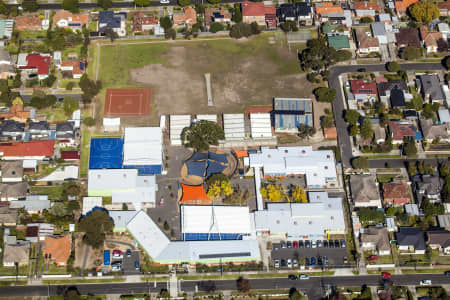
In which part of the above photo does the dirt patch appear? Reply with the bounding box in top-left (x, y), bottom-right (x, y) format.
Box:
top-left (73, 233), bottom-right (102, 270)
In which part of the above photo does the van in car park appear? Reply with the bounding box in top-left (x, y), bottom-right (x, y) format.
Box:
top-left (274, 260), bottom-right (280, 268)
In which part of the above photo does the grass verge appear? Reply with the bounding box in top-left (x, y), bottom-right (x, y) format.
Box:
top-left (43, 278), bottom-right (125, 284)
top-left (401, 268), bottom-right (450, 274)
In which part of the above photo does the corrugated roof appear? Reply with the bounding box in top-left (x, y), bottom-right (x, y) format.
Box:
top-left (250, 113), bottom-right (272, 139)
top-left (123, 127), bottom-right (162, 167)
top-left (223, 114), bottom-right (245, 141)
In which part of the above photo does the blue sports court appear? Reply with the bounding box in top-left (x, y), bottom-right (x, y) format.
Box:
top-left (89, 138), bottom-right (124, 169)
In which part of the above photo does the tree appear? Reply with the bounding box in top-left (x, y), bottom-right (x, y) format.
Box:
top-left (207, 180), bottom-right (233, 198)
top-left (423, 198), bottom-right (444, 216)
top-left (445, 56), bottom-right (450, 70)
top-left (260, 184), bottom-right (286, 202)
top-left (79, 74), bottom-right (101, 104)
top-left (350, 124), bottom-right (359, 136)
top-left (134, 0), bottom-right (150, 6)
top-left (298, 124), bottom-right (316, 139)
top-left (300, 36), bottom-right (337, 71)
top-left (51, 202), bottom-right (69, 217)
top-left (160, 16), bottom-right (173, 31)
top-left (209, 22), bottom-right (224, 33)
top-left (250, 22), bottom-right (260, 35)
top-left (335, 50), bottom-right (352, 62)
top-left (78, 210), bottom-right (114, 248)
top-left (43, 74), bottom-right (57, 87)
top-left (0, 0), bottom-right (9, 15)
top-left (230, 23), bottom-right (253, 39)
top-left (291, 186), bottom-right (307, 203)
top-left (165, 28), bottom-right (176, 40)
top-left (181, 120), bottom-right (225, 151)
top-left (13, 71), bottom-right (21, 88)
top-left (360, 117), bottom-right (373, 139)
top-left (410, 1), bottom-right (439, 23)
top-left (104, 28), bottom-right (118, 42)
top-left (387, 61), bottom-right (400, 72)
top-left (360, 17), bottom-right (374, 23)
top-left (400, 46), bottom-right (422, 60)
top-left (66, 82), bottom-right (74, 91)
top-left (178, 0), bottom-right (190, 6)
top-left (122, 203), bottom-right (128, 211)
top-left (22, 0), bottom-right (39, 12)
top-left (64, 288), bottom-right (81, 300)
top-left (408, 161), bottom-right (417, 177)
top-left (236, 277), bottom-right (251, 293)
top-left (403, 137), bottom-right (417, 157)
top-left (352, 156), bottom-right (369, 169)
top-left (232, 3), bottom-right (242, 23)
top-left (98, 0), bottom-right (113, 9)
top-left (280, 20), bottom-right (298, 32)
top-left (63, 97), bottom-right (79, 116)
top-left (321, 115), bottom-right (334, 128)
top-left (83, 117), bottom-right (96, 127)
top-left (313, 87), bottom-right (336, 103)
top-left (289, 289), bottom-right (303, 300)
top-left (62, 0), bottom-right (79, 13)
top-left (411, 93), bottom-right (423, 111)
top-left (345, 109), bottom-right (360, 125)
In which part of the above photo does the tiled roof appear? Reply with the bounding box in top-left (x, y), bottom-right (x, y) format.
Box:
top-left (427, 230), bottom-right (450, 248)
top-left (353, 1), bottom-right (380, 11)
top-left (350, 80), bottom-right (377, 94)
top-left (395, 0), bottom-right (419, 13)
top-left (388, 121), bottom-right (416, 141)
top-left (15, 15), bottom-right (42, 31)
top-left (355, 29), bottom-right (379, 49)
top-left (61, 150), bottom-right (80, 160)
top-left (20, 54), bottom-right (50, 76)
top-left (438, 2), bottom-right (450, 11)
top-left (173, 7), bottom-right (197, 25)
top-left (61, 60), bottom-right (86, 75)
top-left (0, 140), bottom-right (55, 157)
top-left (205, 7), bottom-right (231, 25)
top-left (395, 28), bottom-right (421, 48)
top-left (242, 1), bottom-right (266, 17)
top-left (314, 3), bottom-right (344, 16)
top-left (52, 10), bottom-right (89, 27)
top-left (383, 181), bottom-right (410, 202)
top-left (324, 127), bottom-right (337, 139)
top-left (43, 234), bottom-right (71, 264)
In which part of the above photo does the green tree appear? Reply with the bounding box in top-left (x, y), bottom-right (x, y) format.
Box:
top-left (209, 22), bottom-right (224, 33)
top-left (360, 16), bottom-right (374, 23)
top-left (401, 46), bottom-right (422, 60)
top-left (445, 56), bottom-right (450, 70)
top-left (160, 16), bottom-right (173, 30)
top-left (63, 96), bottom-right (79, 116)
top-left (352, 156), bottom-right (369, 169)
top-left (51, 202), bottom-right (69, 217)
top-left (387, 61), bottom-right (400, 72)
top-left (230, 23), bottom-right (255, 39)
top-left (403, 137), bottom-right (417, 157)
top-left (66, 82), bottom-right (74, 91)
top-left (104, 28), bottom-right (118, 42)
top-left (360, 117), bottom-right (373, 139)
top-left (181, 120), bottom-right (225, 151)
top-left (62, 0), bottom-right (79, 13)
top-left (345, 109), bottom-right (360, 125)
top-left (42, 74), bottom-right (57, 88)
top-left (280, 20), bottom-right (298, 32)
top-left (410, 1), bottom-right (439, 23)
top-left (13, 71), bottom-right (22, 88)
top-left (79, 74), bottom-right (101, 104)
top-left (298, 124), bottom-right (316, 139)
top-left (22, 0), bottom-right (39, 12)
top-left (64, 288), bottom-right (81, 300)
top-left (78, 210), bottom-right (114, 248)
top-left (335, 50), bottom-right (352, 62)
top-left (236, 277), bottom-right (251, 293)
top-left (98, 0), bottom-right (113, 9)
top-left (321, 115), bottom-right (334, 128)
top-left (423, 198), bottom-right (444, 216)
top-left (232, 3), bottom-right (242, 23)
top-left (300, 36), bottom-right (337, 71)
top-left (289, 289), bottom-right (303, 300)
top-left (411, 93), bottom-right (423, 111)
top-left (134, 0), bottom-right (150, 6)
top-left (358, 208), bottom-right (385, 225)
top-left (178, 0), bottom-right (190, 6)
top-left (408, 161), bottom-right (417, 177)
top-left (350, 124), bottom-right (359, 136)
top-left (313, 87), bottom-right (336, 102)
top-left (83, 117), bottom-right (96, 127)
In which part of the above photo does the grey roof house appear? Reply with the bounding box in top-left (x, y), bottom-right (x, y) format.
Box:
top-left (0, 206), bottom-right (18, 226)
top-left (28, 121), bottom-right (51, 139)
top-left (413, 174), bottom-right (443, 205)
top-left (360, 226), bottom-right (391, 255)
top-left (55, 121), bottom-right (74, 140)
top-left (427, 230), bottom-right (450, 254)
top-left (9, 198), bottom-right (51, 213)
top-left (0, 182), bottom-right (27, 201)
top-left (396, 227), bottom-right (426, 254)
top-left (2, 241), bottom-right (30, 267)
top-left (0, 120), bottom-right (25, 140)
top-left (0, 160), bottom-right (23, 182)
top-left (350, 174), bottom-right (382, 208)
top-left (418, 74), bottom-right (445, 103)
top-left (420, 119), bottom-right (449, 143)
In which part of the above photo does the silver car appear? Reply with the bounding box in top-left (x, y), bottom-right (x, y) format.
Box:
top-left (287, 258), bottom-right (292, 268)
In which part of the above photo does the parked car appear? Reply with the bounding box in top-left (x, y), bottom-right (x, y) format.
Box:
top-left (343, 257), bottom-right (348, 264)
top-left (112, 250), bottom-right (123, 259)
top-left (358, 68), bottom-right (366, 72)
top-left (299, 274), bottom-right (310, 280)
top-left (311, 257), bottom-right (316, 266)
top-left (323, 240), bottom-right (328, 248)
top-left (135, 261), bottom-right (140, 270)
top-left (420, 280), bottom-right (432, 286)
top-left (311, 240), bottom-right (317, 248)
top-left (317, 240), bottom-right (322, 248)
top-left (340, 240), bottom-right (346, 248)
top-left (324, 256), bottom-right (329, 266)
top-left (318, 256), bottom-right (323, 266)
top-left (287, 241), bottom-right (292, 248)
top-left (111, 262), bottom-right (122, 271)
top-left (287, 258), bottom-right (292, 268)
top-left (126, 249), bottom-right (132, 257)
top-left (382, 272), bottom-right (391, 278)
top-left (274, 245), bottom-right (279, 251)
top-left (281, 241), bottom-right (287, 248)
top-left (368, 255), bottom-right (379, 262)
top-left (293, 241), bottom-right (298, 248)
top-left (281, 259), bottom-right (286, 267)
top-left (288, 274), bottom-right (298, 280)
top-left (274, 260), bottom-right (280, 268)
top-left (305, 240), bottom-right (311, 248)
top-left (293, 258), bottom-right (298, 268)
top-left (160, 0), bottom-right (170, 3)
top-left (329, 240), bottom-right (334, 248)
top-left (305, 257), bottom-right (310, 266)
top-left (299, 240), bottom-right (304, 248)
top-left (334, 240), bottom-right (340, 248)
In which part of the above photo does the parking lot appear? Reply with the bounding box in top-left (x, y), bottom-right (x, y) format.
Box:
top-left (271, 241), bottom-right (350, 269)
top-left (110, 250), bottom-right (141, 275)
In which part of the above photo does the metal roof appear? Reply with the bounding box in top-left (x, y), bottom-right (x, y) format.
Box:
top-left (250, 113), bottom-right (272, 139)
top-left (123, 127), bottom-right (163, 167)
top-left (223, 114), bottom-right (245, 140)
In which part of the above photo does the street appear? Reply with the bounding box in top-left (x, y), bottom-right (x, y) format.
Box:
top-left (0, 274), bottom-right (449, 299)
top-left (328, 62), bottom-right (445, 168)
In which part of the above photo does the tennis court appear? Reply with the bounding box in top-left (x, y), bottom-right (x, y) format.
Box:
top-left (104, 88), bottom-right (152, 117)
top-left (89, 138), bottom-right (124, 169)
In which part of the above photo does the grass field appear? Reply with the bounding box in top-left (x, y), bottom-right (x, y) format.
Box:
top-left (29, 185), bottom-right (64, 200)
top-left (80, 128), bottom-right (91, 177)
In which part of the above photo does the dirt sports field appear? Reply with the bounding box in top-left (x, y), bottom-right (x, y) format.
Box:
top-left (97, 33), bottom-right (314, 124)
top-left (104, 88), bottom-right (152, 117)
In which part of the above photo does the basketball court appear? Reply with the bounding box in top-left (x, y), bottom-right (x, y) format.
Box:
top-left (89, 138), bottom-right (124, 169)
top-left (104, 88), bottom-right (152, 117)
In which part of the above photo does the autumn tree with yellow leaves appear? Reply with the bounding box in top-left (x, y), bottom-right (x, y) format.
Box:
top-left (206, 173), bottom-right (233, 199)
top-left (260, 184), bottom-right (287, 202)
top-left (290, 186), bottom-right (307, 203)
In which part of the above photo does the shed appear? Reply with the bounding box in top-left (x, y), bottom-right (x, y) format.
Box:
top-left (250, 113), bottom-right (272, 139)
top-left (170, 115), bottom-right (191, 145)
top-left (103, 118), bottom-right (120, 132)
top-left (223, 114), bottom-right (245, 141)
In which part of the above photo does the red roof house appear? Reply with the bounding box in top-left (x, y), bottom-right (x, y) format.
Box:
top-left (264, 6), bottom-right (277, 29)
top-left (383, 180), bottom-right (410, 207)
top-left (0, 140), bottom-right (55, 160)
top-left (61, 150), bottom-right (80, 160)
top-left (388, 121), bottom-right (417, 144)
top-left (350, 80), bottom-right (378, 95)
top-left (18, 54), bottom-right (51, 80)
top-left (242, 1), bottom-right (266, 26)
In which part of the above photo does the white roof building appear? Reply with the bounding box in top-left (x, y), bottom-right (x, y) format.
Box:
top-left (253, 192), bottom-right (345, 240)
top-left (123, 127), bottom-right (163, 167)
top-left (180, 205), bottom-right (255, 240)
top-left (23, 160), bottom-right (37, 169)
top-left (127, 210), bottom-right (261, 265)
top-left (170, 115), bottom-right (191, 145)
top-left (223, 114), bottom-right (245, 141)
top-left (250, 113), bottom-right (272, 139)
top-left (249, 146), bottom-right (337, 188)
top-left (37, 166), bottom-right (78, 182)
top-left (82, 197), bottom-right (102, 215)
top-left (196, 114), bottom-right (218, 123)
top-left (103, 118), bottom-right (120, 132)
top-left (438, 109), bottom-right (450, 123)
top-left (109, 210), bottom-right (139, 232)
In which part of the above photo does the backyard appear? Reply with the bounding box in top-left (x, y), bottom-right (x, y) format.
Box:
top-left (94, 33), bottom-right (312, 124)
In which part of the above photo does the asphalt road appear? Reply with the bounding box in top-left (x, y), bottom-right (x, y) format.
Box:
top-left (20, 93), bottom-right (82, 103)
top-left (369, 157), bottom-right (449, 169)
top-left (328, 62), bottom-right (445, 168)
top-left (1, 274), bottom-right (449, 299)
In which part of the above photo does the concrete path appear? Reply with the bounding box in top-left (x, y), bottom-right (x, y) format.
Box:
top-left (80, 245), bottom-right (90, 274)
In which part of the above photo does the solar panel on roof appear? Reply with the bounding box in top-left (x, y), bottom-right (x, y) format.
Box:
top-left (79, 62), bottom-right (85, 70)
top-left (199, 252), bottom-right (251, 259)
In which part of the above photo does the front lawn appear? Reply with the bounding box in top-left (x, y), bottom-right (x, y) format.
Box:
top-left (19, 30), bottom-right (47, 39)
top-left (29, 185), bottom-right (64, 201)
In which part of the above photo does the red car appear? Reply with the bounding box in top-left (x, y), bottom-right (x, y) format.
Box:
top-left (382, 272), bottom-right (391, 278)
top-left (293, 241), bottom-right (298, 248)
top-left (368, 255), bottom-right (379, 262)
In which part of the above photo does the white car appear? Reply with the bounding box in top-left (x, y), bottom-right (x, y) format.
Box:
top-left (274, 260), bottom-right (280, 268)
top-left (420, 280), bottom-right (432, 286)
top-left (299, 274), bottom-right (310, 280)
top-left (287, 258), bottom-right (292, 268)
top-left (160, 0), bottom-right (170, 3)
top-left (311, 240), bottom-right (317, 248)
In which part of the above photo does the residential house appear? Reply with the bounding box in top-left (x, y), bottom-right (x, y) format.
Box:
top-left (413, 174), bottom-right (443, 205)
top-left (396, 28), bottom-right (421, 49)
top-left (26, 225), bottom-right (39, 243)
top-left (405, 203), bottom-right (419, 216)
top-left (14, 14), bottom-right (42, 31)
top-left (394, 0), bottom-right (419, 16)
top-left (9, 197), bottom-right (50, 214)
top-left (98, 11), bottom-right (126, 37)
top-left (355, 28), bottom-right (380, 55)
top-left (27, 223), bottom-right (55, 241)
top-left (350, 174), bottom-right (382, 208)
top-left (438, 2), bottom-right (450, 17)
top-left (61, 150), bottom-right (80, 160)
top-left (0, 120), bottom-right (25, 140)
top-left (419, 25), bottom-right (442, 53)
top-left (314, 3), bottom-right (344, 23)
top-left (0, 182), bottom-right (27, 201)
top-left (0, 49), bottom-right (14, 79)
top-left (438, 215), bottom-right (450, 230)
top-left (43, 234), bottom-right (71, 266)
top-left (56, 121), bottom-right (75, 141)
top-left (376, 14), bottom-right (392, 24)
top-left (277, 4), bottom-right (296, 23)
top-left (0, 140), bottom-right (55, 160)
top-left (418, 74), bottom-right (445, 103)
top-left (2, 242), bottom-right (30, 267)
top-left (23, 160), bottom-right (37, 173)
top-left (427, 230), bottom-right (450, 255)
top-left (60, 60), bottom-right (86, 79)
top-left (295, 2), bottom-right (313, 26)
top-left (264, 6), bottom-right (276, 29)
top-left (353, 1), bottom-right (380, 18)
top-left (0, 99), bottom-right (30, 125)
top-left (377, 79), bottom-right (409, 108)
top-left (173, 7), bottom-right (197, 27)
top-left (242, 1), bottom-right (265, 26)
top-left (0, 206), bottom-right (18, 226)
top-left (438, 23), bottom-right (449, 40)
top-left (386, 216), bottom-right (397, 232)
top-left (17, 53), bottom-right (51, 80)
top-left (133, 12), bottom-right (159, 33)
top-left (52, 10), bottom-right (89, 31)
top-left (360, 226), bottom-right (391, 255)
top-left (28, 121), bottom-right (50, 140)
top-left (420, 119), bottom-right (449, 143)
top-left (348, 79), bottom-right (377, 107)
top-left (371, 22), bottom-right (388, 45)
top-left (323, 127), bottom-right (337, 139)
top-left (272, 98), bottom-right (313, 132)
top-left (396, 227), bottom-right (426, 254)
top-left (205, 7), bottom-right (231, 26)
top-left (0, 161), bottom-right (23, 182)
top-left (327, 34), bottom-right (350, 50)
top-left (382, 179), bottom-right (411, 207)
top-left (373, 123), bottom-right (386, 144)
top-left (0, 19), bottom-right (14, 40)
top-left (438, 109), bottom-right (450, 123)
top-left (388, 121), bottom-right (420, 144)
